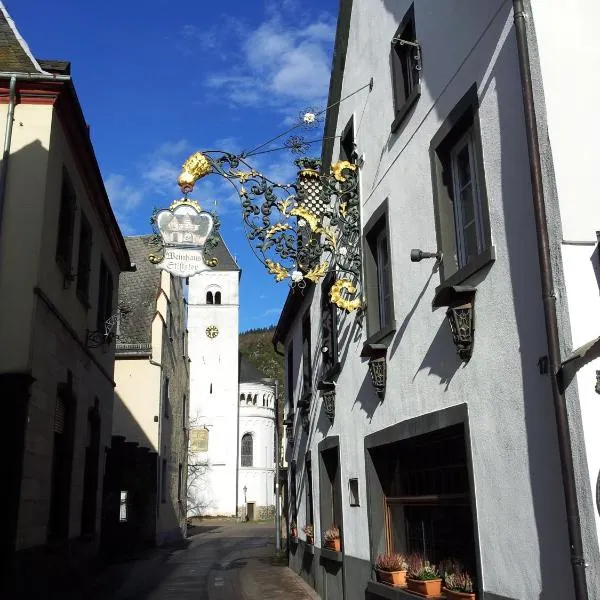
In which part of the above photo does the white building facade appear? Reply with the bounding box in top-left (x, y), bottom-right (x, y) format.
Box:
top-left (187, 236), bottom-right (240, 517)
top-left (238, 359), bottom-right (276, 520)
top-left (275, 2), bottom-right (600, 600)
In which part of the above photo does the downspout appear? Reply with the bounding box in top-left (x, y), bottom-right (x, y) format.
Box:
top-left (0, 75), bottom-right (16, 241)
top-left (512, 3), bottom-right (588, 599)
top-left (235, 372), bottom-right (240, 519)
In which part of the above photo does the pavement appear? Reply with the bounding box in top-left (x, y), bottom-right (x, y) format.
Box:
top-left (89, 520), bottom-right (320, 600)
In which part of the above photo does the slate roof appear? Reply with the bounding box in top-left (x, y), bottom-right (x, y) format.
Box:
top-left (212, 234), bottom-right (239, 271)
top-left (239, 354), bottom-right (270, 383)
top-left (117, 236), bottom-right (161, 349)
top-left (0, 4), bottom-right (45, 73)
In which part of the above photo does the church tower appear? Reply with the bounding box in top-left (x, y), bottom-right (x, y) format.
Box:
top-left (187, 235), bottom-right (240, 516)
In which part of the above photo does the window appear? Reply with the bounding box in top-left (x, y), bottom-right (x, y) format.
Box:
top-left (367, 418), bottom-right (477, 578)
top-left (215, 291), bottom-right (221, 305)
top-left (349, 478), bottom-right (360, 507)
top-left (119, 491), bottom-right (128, 522)
top-left (168, 307), bottom-right (175, 341)
top-left (161, 459), bottom-right (167, 503)
top-left (339, 117), bottom-right (356, 164)
top-left (286, 343), bottom-right (294, 409)
top-left (56, 167), bottom-right (76, 272)
top-left (178, 463), bottom-right (183, 501)
top-left (390, 4), bottom-right (421, 131)
top-left (182, 394), bottom-right (187, 429)
top-left (162, 377), bottom-right (170, 418)
top-left (431, 84), bottom-right (493, 286)
top-left (364, 202), bottom-right (394, 337)
top-left (96, 258), bottom-right (114, 334)
top-left (301, 313), bottom-right (312, 397)
top-left (240, 393), bottom-right (245, 403)
top-left (48, 372), bottom-right (76, 542)
top-left (319, 441), bottom-right (342, 544)
top-left (321, 273), bottom-right (339, 377)
top-left (76, 213), bottom-right (92, 304)
top-left (206, 291), bottom-right (214, 304)
top-left (241, 433), bottom-right (253, 467)
top-left (306, 454), bottom-right (314, 527)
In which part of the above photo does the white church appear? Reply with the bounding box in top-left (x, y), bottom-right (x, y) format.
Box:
top-left (186, 235), bottom-right (276, 519)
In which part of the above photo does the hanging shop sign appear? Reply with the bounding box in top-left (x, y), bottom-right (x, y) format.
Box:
top-left (148, 199), bottom-right (221, 278)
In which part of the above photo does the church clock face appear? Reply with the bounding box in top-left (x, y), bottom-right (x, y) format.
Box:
top-left (206, 325), bottom-right (219, 339)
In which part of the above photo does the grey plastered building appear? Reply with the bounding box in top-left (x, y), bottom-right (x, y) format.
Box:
top-left (275, 1), bottom-right (600, 599)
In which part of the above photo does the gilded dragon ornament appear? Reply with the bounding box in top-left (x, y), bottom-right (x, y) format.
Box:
top-left (174, 151), bottom-right (363, 312)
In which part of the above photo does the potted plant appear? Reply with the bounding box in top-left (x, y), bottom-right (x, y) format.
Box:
top-left (374, 553), bottom-right (408, 587)
top-left (323, 525), bottom-right (341, 552)
top-left (303, 524), bottom-right (314, 545)
top-left (290, 521), bottom-right (298, 538)
top-left (443, 571), bottom-right (476, 599)
top-left (406, 554), bottom-right (442, 597)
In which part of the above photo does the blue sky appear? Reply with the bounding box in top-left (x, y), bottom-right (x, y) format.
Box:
top-left (9, 0), bottom-right (338, 331)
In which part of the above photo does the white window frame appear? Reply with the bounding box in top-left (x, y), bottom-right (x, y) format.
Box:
top-left (450, 129), bottom-right (485, 268)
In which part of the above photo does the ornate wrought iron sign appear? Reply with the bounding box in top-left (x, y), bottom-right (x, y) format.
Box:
top-left (148, 198), bottom-right (221, 277)
top-left (318, 381), bottom-right (336, 422)
top-left (172, 151), bottom-right (363, 312)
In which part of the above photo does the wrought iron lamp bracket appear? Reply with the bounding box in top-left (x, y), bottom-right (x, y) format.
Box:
top-left (318, 380), bottom-right (336, 422)
top-left (361, 343), bottom-right (387, 399)
top-left (433, 285), bottom-right (477, 362)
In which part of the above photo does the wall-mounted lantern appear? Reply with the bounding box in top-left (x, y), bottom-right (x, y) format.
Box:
top-left (433, 286), bottom-right (477, 362)
top-left (301, 408), bottom-right (310, 433)
top-left (318, 381), bottom-right (336, 422)
top-left (361, 343), bottom-right (387, 399)
top-left (283, 414), bottom-right (294, 447)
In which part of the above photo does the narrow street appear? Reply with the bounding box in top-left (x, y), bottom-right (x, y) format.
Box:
top-left (91, 521), bottom-right (317, 600)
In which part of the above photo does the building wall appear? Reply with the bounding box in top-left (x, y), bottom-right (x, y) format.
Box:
top-left (238, 381), bottom-right (275, 516)
top-left (1, 99), bottom-right (123, 557)
top-left (283, 2), bottom-right (597, 599)
top-left (187, 268), bottom-right (239, 516)
top-left (527, 1), bottom-right (600, 591)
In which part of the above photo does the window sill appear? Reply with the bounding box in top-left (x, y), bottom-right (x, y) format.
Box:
top-left (320, 547), bottom-right (343, 563)
top-left (390, 85), bottom-right (421, 134)
top-left (362, 321), bottom-right (396, 355)
top-left (300, 540), bottom-right (315, 555)
top-left (366, 580), bottom-right (423, 600)
top-left (436, 245), bottom-right (496, 295)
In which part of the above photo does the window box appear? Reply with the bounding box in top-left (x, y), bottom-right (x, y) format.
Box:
top-left (320, 547), bottom-right (343, 563)
top-left (443, 588), bottom-right (476, 600)
top-left (406, 578), bottom-right (443, 597)
top-left (375, 569), bottom-right (407, 588)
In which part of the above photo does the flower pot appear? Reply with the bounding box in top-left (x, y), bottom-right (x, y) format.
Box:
top-left (291, 528), bottom-right (297, 538)
top-left (325, 538), bottom-right (341, 552)
top-left (375, 569), bottom-right (407, 587)
top-left (306, 535), bottom-right (314, 545)
top-left (406, 578), bottom-right (443, 597)
top-left (443, 588), bottom-right (476, 600)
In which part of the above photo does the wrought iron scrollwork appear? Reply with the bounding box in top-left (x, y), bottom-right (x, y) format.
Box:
top-left (176, 151), bottom-right (363, 312)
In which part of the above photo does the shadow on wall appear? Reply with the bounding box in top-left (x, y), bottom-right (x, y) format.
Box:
top-left (352, 370), bottom-right (380, 423)
top-left (102, 392), bottom-right (184, 562)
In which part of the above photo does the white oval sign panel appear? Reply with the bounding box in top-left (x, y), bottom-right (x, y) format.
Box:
top-left (157, 247), bottom-right (211, 278)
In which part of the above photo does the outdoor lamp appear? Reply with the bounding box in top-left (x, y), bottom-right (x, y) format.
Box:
top-left (433, 286), bottom-right (477, 362)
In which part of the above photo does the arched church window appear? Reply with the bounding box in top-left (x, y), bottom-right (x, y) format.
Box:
top-left (215, 291), bottom-right (222, 305)
top-left (241, 433), bottom-right (253, 466)
top-left (206, 291), bottom-right (214, 304)
top-left (241, 394), bottom-right (245, 403)
top-left (263, 395), bottom-right (266, 407)
top-left (253, 394), bottom-right (257, 405)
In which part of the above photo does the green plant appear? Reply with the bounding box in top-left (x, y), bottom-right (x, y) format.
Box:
top-left (407, 553), bottom-right (440, 580)
top-left (375, 553), bottom-right (408, 572)
top-left (303, 524), bottom-right (314, 536)
top-left (445, 571), bottom-right (474, 593)
top-left (290, 521), bottom-right (297, 529)
top-left (323, 525), bottom-right (340, 541)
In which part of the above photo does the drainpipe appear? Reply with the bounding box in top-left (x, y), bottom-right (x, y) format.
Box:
top-left (0, 75), bottom-right (16, 242)
top-left (513, 3), bottom-right (588, 599)
top-left (235, 379), bottom-right (240, 520)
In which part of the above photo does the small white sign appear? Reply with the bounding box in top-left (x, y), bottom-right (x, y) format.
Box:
top-left (157, 247), bottom-right (210, 278)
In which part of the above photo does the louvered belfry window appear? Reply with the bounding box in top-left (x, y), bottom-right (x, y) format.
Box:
top-left (54, 396), bottom-right (66, 434)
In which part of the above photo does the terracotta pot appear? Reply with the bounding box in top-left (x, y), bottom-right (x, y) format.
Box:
top-left (291, 528), bottom-right (297, 538)
top-left (375, 569), bottom-right (407, 587)
top-left (306, 535), bottom-right (314, 545)
top-left (325, 538), bottom-right (341, 552)
top-left (406, 578), bottom-right (443, 597)
top-left (443, 588), bottom-right (476, 600)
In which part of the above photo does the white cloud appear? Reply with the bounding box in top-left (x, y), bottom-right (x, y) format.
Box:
top-left (105, 174), bottom-right (145, 213)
